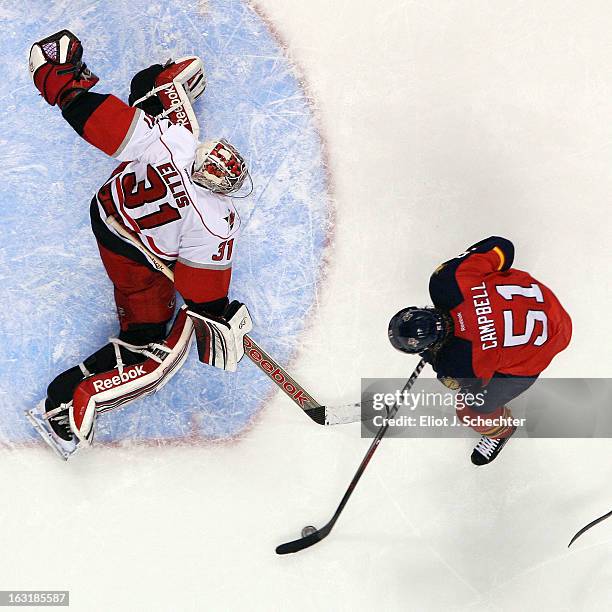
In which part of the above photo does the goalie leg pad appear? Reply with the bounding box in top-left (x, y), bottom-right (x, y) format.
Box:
top-left (70, 308), bottom-right (194, 443)
top-left (35, 311), bottom-right (183, 451)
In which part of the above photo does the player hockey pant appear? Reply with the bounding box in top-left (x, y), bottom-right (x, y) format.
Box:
top-left (456, 374), bottom-right (538, 438)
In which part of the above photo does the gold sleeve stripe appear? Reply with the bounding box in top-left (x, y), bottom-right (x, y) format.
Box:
top-left (493, 246), bottom-right (505, 270)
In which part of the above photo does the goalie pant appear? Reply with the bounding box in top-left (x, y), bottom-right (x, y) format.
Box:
top-left (53, 308), bottom-right (194, 445)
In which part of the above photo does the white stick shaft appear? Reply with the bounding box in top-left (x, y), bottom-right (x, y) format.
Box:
top-left (106, 215), bottom-right (175, 280)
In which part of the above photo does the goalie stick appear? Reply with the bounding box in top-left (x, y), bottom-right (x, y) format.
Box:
top-left (275, 357), bottom-right (427, 555)
top-left (568, 508), bottom-right (612, 547)
top-left (105, 215), bottom-right (360, 426)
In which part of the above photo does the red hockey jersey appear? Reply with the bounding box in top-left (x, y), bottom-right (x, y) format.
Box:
top-left (429, 237), bottom-right (572, 382)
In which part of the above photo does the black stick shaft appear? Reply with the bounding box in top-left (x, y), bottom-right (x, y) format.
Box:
top-left (276, 358), bottom-right (426, 554)
top-left (325, 358), bottom-right (426, 530)
top-left (568, 509), bottom-right (612, 547)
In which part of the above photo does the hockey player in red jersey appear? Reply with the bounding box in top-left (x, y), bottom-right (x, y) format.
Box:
top-left (388, 236), bottom-right (572, 465)
top-left (26, 30), bottom-right (254, 459)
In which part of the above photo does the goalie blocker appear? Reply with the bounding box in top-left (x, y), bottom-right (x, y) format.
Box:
top-left (187, 301), bottom-right (253, 372)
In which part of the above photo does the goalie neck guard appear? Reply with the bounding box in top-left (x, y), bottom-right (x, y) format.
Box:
top-left (192, 139), bottom-right (249, 195)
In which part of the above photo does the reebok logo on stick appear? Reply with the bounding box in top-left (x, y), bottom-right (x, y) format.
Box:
top-left (243, 337), bottom-right (310, 408)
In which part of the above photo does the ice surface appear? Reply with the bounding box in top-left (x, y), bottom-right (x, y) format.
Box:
top-left (1, 1), bottom-right (612, 611)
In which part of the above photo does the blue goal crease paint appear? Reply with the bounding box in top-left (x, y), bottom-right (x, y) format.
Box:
top-left (1, 0), bottom-right (331, 445)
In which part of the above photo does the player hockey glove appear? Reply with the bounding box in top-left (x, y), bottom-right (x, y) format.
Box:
top-left (187, 301), bottom-right (253, 372)
top-left (129, 57), bottom-right (205, 138)
top-left (29, 30), bottom-right (99, 109)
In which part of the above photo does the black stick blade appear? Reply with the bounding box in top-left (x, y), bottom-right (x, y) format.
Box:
top-left (304, 405), bottom-right (327, 425)
top-left (568, 509), bottom-right (612, 548)
top-left (276, 526), bottom-right (329, 555)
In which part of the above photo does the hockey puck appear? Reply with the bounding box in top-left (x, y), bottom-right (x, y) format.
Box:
top-left (301, 525), bottom-right (317, 538)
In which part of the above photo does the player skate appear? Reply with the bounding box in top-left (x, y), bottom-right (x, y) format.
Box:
top-left (28, 30), bottom-right (254, 458)
top-left (470, 426), bottom-right (517, 466)
top-left (388, 236), bottom-right (572, 465)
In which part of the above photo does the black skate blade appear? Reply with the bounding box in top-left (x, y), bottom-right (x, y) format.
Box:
top-left (471, 427), bottom-right (517, 466)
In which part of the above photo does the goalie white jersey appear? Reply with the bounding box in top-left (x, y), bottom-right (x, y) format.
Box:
top-left (96, 110), bottom-right (242, 272)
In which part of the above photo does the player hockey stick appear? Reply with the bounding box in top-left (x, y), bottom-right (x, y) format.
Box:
top-left (568, 509), bottom-right (612, 547)
top-left (105, 215), bottom-right (358, 426)
top-left (275, 357), bottom-right (427, 554)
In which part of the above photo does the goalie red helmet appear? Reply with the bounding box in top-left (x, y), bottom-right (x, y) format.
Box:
top-left (192, 139), bottom-right (248, 195)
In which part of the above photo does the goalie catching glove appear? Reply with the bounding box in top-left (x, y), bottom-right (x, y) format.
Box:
top-left (187, 301), bottom-right (253, 372)
top-left (129, 56), bottom-right (205, 138)
top-left (29, 30), bottom-right (99, 109)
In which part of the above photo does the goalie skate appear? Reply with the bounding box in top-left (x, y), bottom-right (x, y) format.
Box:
top-left (25, 401), bottom-right (78, 461)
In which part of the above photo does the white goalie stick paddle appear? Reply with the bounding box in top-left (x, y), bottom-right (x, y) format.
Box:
top-left (105, 215), bottom-right (362, 426)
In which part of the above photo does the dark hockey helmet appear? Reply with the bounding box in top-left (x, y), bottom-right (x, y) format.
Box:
top-left (388, 307), bottom-right (445, 354)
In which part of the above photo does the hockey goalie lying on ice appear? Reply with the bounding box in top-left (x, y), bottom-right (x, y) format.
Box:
top-left (26, 30), bottom-right (253, 460)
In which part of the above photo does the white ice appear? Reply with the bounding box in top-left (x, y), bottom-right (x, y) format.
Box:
top-left (1, 1), bottom-right (612, 611)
